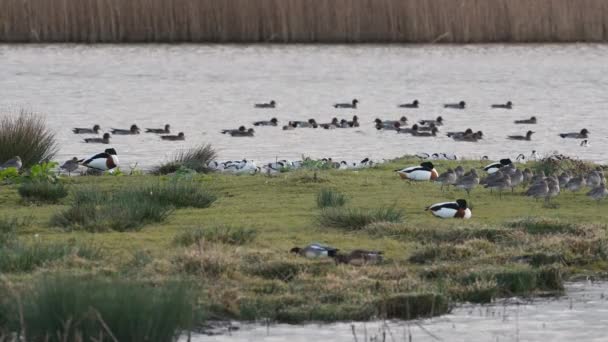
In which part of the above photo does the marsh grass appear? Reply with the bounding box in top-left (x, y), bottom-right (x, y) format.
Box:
top-left (3, 0), bottom-right (608, 43)
top-left (18, 181), bottom-right (68, 204)
top-left (318, 207), bottom-right (404, 230)
top-left (316, 188), bottom-right (347, 208)
top-left (3, 275), bottom-right (193, 342)
top-left (173, 226), bottom-right (257, 246)
top-left (144, 180), bottom-right (217, 208)
top-left (0, 111), bottom-right (57, 168)
top-left (51, 186), bottom-right (174, 232)
top-left (153, 144), bottom-right (216, 175)
top-left (0, 240), bottom-right (101, 273)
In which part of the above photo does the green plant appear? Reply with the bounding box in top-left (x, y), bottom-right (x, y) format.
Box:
top-left (51, 186), bottom-right (174, 232)
top-left (23, 161), bottom-right (59, 183)
top-left (173, 226), bottom-right (257, 246)
top-left (4, 275), bottom-right (194, 341)
top-left (0, 240), bottom-right (101, 273)
top-left (18, 181), bottom-right (68, 204)
top-left (152, 144), bottom-right (217, 175)
top-left (316, 188), bottom-right (347, 208)
top-left (0, 167), bottom-right (20, 184)
top-left (318, 207), bottom-right (404, 230)
top-left (146, 180), bottom-right (217, 209)
top-left (0, 111), bottom-right (57, 169)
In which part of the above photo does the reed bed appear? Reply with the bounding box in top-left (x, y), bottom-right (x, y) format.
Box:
top-left (1, 0), bottom-right (608, 43)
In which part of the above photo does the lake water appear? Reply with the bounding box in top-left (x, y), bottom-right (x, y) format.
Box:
top-left (196, 281), bottom-right (608, 342)
top-left (1, 44), bottom-right (607, 169)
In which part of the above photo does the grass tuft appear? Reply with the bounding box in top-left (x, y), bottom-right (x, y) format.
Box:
top-left (318, 207), bottom-right (404, 230)
top-left (0, 240), bottom-right (101, 273)
top-left (3, 275), bottom-right (193, 341)
top-left (152, 144), bottom-right (217, 175)
top-left (316, 188), bottom-right (347, 208)
top-left (18, 181), bottom-right (68, 204)
top-left (173, 226), bottom-right (257, 246)
top-left (0, 111), bottom-right (57, 169)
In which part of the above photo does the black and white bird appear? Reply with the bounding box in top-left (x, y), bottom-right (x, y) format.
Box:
top-left (395, 162), bottom-right (438, 181)
top-left (0, 156), bottom-right (22, 171)
top-left (84, 133), bottom-right (111, 144)
top-left (398, 100), bottom-right (419, 108)
top-left (72, 124), bottom-right (101, 134)
top-left (80, 148), bottom-right (119, 172)
top-left (426, 199), bottom-right (472, 219)
top-left (483, 159), bottom-right (513, 174)
top-left (491, 101), bottom-right (512, 109)
top-left (334, 99), bottom-right (358, 109)
top-left (254, 100), bottom-right (276, 108)
top-left (111, 124), bottom-right (140, 135)
top-left (145, 124), bottom-right (170, 134)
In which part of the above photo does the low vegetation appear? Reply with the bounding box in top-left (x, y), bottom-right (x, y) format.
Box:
top-left (0, 156), bottom-right (607, 330)
top-left (18, 181), bottom-right (68, 204)
top-left (152, 144), bottom-right (217, 175)
top-left (316, 188), bottom-right (347, 208)
top-left (0, 111), bottom-right (57, 169)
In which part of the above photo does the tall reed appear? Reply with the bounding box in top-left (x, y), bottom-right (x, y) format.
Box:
top-left (1, 0), bottom-right (608, 43)
top-left (0, 111), bottom-right (57, 169)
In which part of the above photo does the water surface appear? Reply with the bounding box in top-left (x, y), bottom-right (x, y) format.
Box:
top-left (198, 281), bottom-right (608, 342)
top-left (1, 44), bottom-right (607, 169)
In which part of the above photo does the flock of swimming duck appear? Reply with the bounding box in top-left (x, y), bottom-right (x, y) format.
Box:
top-left (72, 124), bottom-right (184, 144)
top-left (218, 99), bottom-right (590, 143)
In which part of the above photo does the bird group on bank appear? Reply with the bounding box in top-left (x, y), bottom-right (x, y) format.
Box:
top-left (207, 157), bottom-right (376, 175)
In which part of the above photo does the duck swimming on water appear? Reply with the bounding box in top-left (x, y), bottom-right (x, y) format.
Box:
top-left (253, 118), bottom-right (278, 126)
top-left (559, 129), bottom-right (589, 139)
top-left (145, 124), bottom-right (170, 134)
top-left (398, 100), bottom-right (419, 108)
top-left (508, 130), bottom-right (535, 141)
top-left (84, 133), bottom-right (111, 144)
top-left (492, 101), bottom-right (512, 109)
top-left (514, 116), bottom-right (537, 124)
top-left (73, 125), bottom-right (101, 134)
top-left (444, 101), bottom-right (466, 109)
top-left (111, 124), bottom-right (140, 135)
top-left (334, 99), bottom-right (358, 109)
top-left (160, 132), bottom-right (185, 141)
top-left (254, 100), bottom-right (276, 108)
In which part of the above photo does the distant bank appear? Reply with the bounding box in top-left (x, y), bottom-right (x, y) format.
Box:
top-left (1, 0), bottom-right (608, 43)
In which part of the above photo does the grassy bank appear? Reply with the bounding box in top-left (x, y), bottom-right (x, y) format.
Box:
top-left (2, 0), bottom-right (608, 43)
top-left (1, 156), bottom-right (607, 336)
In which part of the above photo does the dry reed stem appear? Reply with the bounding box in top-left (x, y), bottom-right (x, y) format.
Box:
top-left (1, 0), bottom-right (608, 43)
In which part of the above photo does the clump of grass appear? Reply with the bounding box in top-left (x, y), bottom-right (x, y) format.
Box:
top-left (51, 186), bottom-right (174, 232)
top-left (375, 293), bottom-right (449, 320)
top-left (152, 144), bottom-right (217, 175)
top-left (316, 188), bottom-right (347, 208)
top-left (507, 218), bottom-right (587, 235)
top-left (4, 275), bottom-right (193, 341)
top-left (173, 226), bottom-right (257, 246)
top-left (318, 207), bottom-right (404, 230)
top-left (462, 265), bottom-right (564, 296)
top-left (0, 240), bottom-right (101, 273)
top-left (144, 180), bottom-right (217, 208)
top-left (18, 181), bottom-right (68, 204)
top-left (0, 111), bottom-right (57, 169)
top-left (0, 216), bottom-right (32, 247)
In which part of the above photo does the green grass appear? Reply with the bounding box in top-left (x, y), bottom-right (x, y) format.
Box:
top-left (1, 157), bottom-right (607, 325)
top-left (173, 225), bottom-right (257, 246)
top-left (318, 207), bottom-right (404, 230)
top-left (2, 275), bottom-right (194, 341)
top-left (0, 240), bottom-right (101, 273)
top-left (316, 188), bottom-right (347, 208)
top-left (18, 181), bottom-right (68, 204)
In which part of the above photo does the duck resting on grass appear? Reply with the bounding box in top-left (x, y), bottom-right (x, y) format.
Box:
top-left (334, 250), bottom-right (384, 266)
top-left (483, 158), bottom-right (512, 174)
top-left (291, 243), bottom-right (338, 258)
top-left (80, 148), bottom-right (119, 172)
top-left (395, 161), bottom-right (438, 181)
top-left (426, 199), bottom-right (472, 219)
